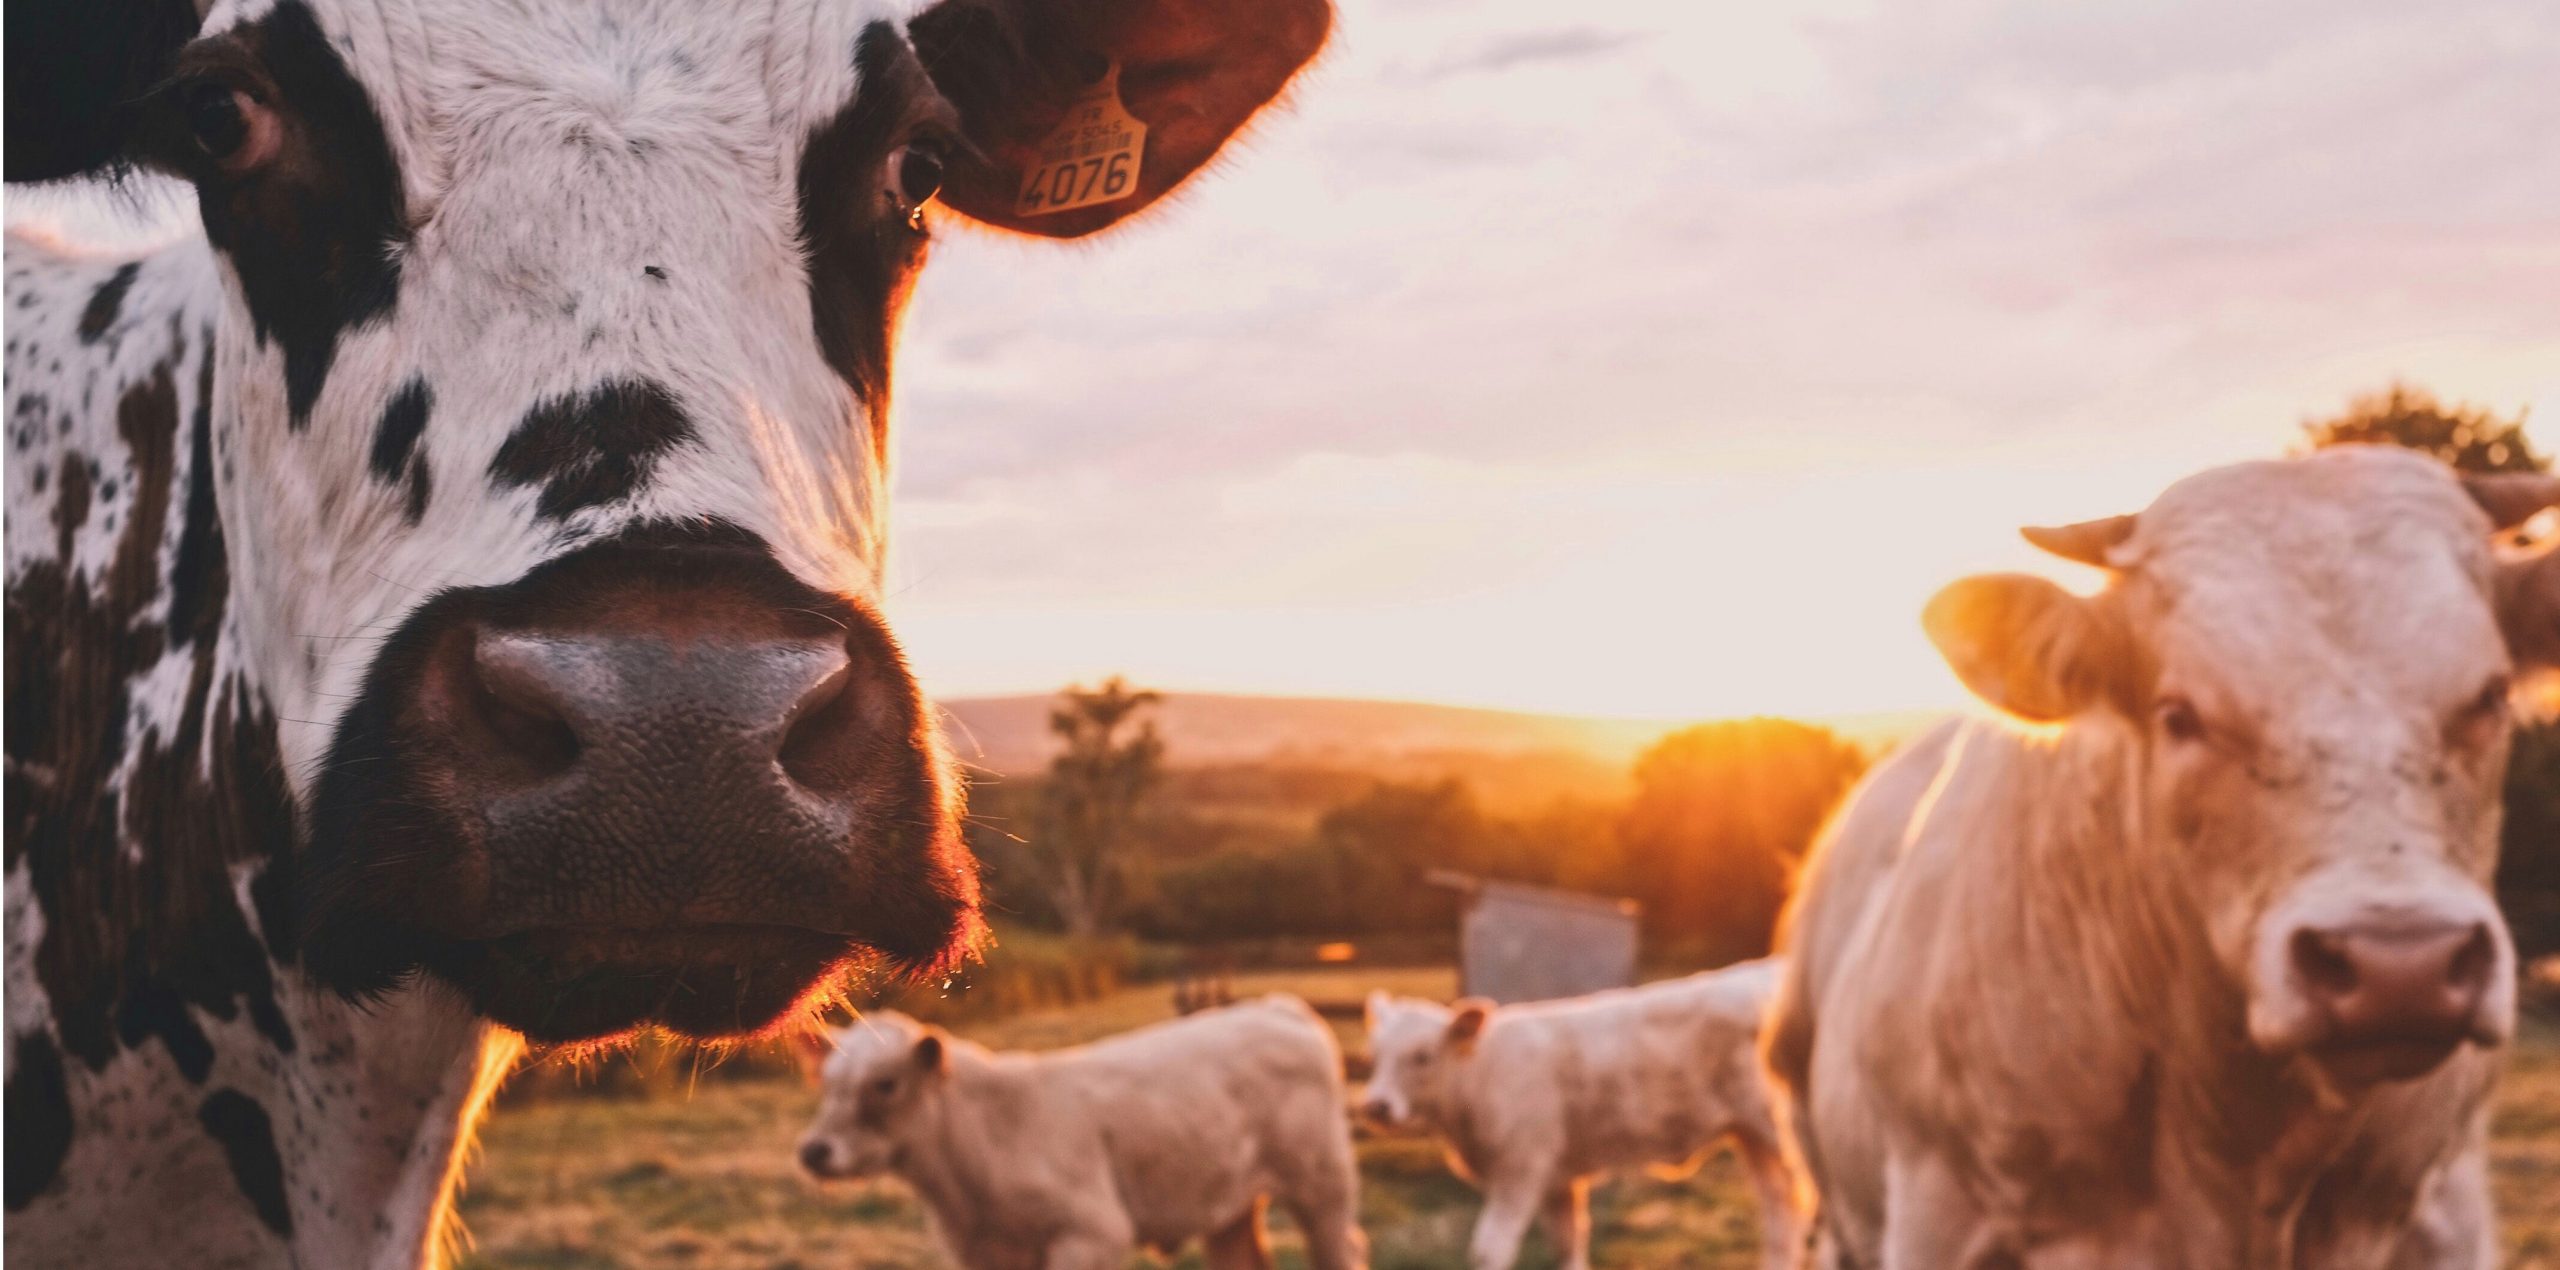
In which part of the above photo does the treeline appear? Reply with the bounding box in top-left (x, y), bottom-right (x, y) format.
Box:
top-left (965, 714), bottom-right (1872, 967)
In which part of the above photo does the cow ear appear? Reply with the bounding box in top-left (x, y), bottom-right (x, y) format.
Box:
top-left (2464, 472), bottom-right (2560, 533)
top-left (909, 0), bottom-right (1331, 238)
top-left (1924, 574), bottom-right (2126, 723)
top-left (1364, 989), bottom-right (1391, 1028)
top-left (912, 1031), bottom-right (947, 1074)
top-left (2498, 543), bottom-right (2560, 676)
top-left (6, 0), bottom-right (206, 182)
top-left (1445, 999), bottom-right (1492, 1047)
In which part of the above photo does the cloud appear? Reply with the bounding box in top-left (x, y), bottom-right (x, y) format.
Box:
top-left (1416, 26), bottom-right (1647, 80)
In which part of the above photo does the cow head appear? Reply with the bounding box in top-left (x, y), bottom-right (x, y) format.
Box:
top-left (795, 1010), bottom-right (946, 1179)
top-left (1359, 991), bottom-right (1490, 1128)
top-left (1924, 446), bottom-right (2557, 1086)
top-left (10, 0), bottom-right (1328, 1044)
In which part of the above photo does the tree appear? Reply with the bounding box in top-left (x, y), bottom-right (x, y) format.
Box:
top-left (2301, 383), bottom-right (2556, 957)
top-left (1031, 677), bottom-right (1165, 937)
top-left (1304, 779), bottom-right (1485, 933)
top-left (2297, 382), bottom-right (2543, 473)
top-left (1618, 718), bottom-right (1868, 966)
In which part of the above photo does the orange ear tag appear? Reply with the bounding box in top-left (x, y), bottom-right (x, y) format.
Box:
top-left (1013, 64), bottom-right (1147, 217)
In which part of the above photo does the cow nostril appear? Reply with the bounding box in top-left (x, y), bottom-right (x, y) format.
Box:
top-left (463, 634), bottom-right (580, 780)
top-left (776, 658), bottom-right (864, 791)
top-left (2448, 924), bottom-right (2493, 991)
top-left (798, 1140), bottom-right (832, 1175)
top-left (2291, 928), bottom-right (2359, 998)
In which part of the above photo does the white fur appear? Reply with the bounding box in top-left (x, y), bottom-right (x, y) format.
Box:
top-left (801, 999), bottom-right (1369, 1270)
top-left (1362, 963), bottom-right (1802, 1270)
top-left (1768, 448), bottom-right (2522, 1268)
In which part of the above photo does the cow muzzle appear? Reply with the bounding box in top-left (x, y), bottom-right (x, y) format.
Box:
top-left (2248, 881), bottom-right (2514, 1085)
top-left (299, 526), bottom-right (981, 1044)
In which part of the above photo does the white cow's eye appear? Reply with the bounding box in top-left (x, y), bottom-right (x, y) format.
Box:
top-left (2155, 695), bottom-right (2205, 744)
top-left (868, 1076), bottom-right (898, 1096)
top-left (2463, 677), bottom-right (2511, 725)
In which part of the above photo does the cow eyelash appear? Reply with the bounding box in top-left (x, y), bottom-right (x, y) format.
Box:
top-left (153, 69), bottom-right (279, 175)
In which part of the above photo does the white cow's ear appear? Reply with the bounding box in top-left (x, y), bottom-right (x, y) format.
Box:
top-left (912, 1031), bottom-right (948, 1074)
top-left (1364, 990), bottom-right (1391, 1028)
top-left (2464, 472), bottom-right (2560, 533)
top-left (909, 0), bottom-right (1332, 238)
top-left (2498, 543), bottom-right (2560, 676)
top-left (1445, 999), bottom-right (1492, 1047)
top-left (1924, 574), bottom-right (2125, 724)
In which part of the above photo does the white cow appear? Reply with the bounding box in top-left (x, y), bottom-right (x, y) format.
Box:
top-left (797, 997), bottom-right (1368, 1270)
top-left (1362, 961), bottom-right (1803, 1270)
top-left (1767, 447), bottom-right (2560, 1268)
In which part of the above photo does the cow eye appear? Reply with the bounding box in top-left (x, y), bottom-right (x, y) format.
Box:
top-left (868, 1076), bottom-right (898, 1097)
top-left (179, 80), bottom-right (277, 173)
top-left (2462, 676), bottom-right (2511, 727)
top-left (890, 142), bottom-right (946, 214)
top-left (2155, 695), bottom-right (2205, 744)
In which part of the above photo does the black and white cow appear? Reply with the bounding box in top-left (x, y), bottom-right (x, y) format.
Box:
top-left (3, 0), bottom-right (1329, 1262)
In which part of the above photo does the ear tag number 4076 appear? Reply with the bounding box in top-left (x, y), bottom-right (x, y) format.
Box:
top-left (1015, 64), bottom-right (1147, 217)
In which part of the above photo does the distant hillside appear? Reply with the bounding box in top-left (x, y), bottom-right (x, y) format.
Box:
top-left (934, 691), bottom-right (1945, 778)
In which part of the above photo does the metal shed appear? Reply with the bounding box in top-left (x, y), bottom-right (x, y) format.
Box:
top-left (1427, 870), bottom-right (1640, 1004)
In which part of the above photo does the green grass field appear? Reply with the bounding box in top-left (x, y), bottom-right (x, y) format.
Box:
top-left (456, 968), bottom-right (2560, 1269)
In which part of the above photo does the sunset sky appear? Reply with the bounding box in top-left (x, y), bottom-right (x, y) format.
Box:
top-left (17, 0), bottom-right (2556, 724)
top-left (887, 0), bottom-right (2560, 720)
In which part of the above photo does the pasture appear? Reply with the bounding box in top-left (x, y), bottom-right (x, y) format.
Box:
top-left (456, 968), bottom-right (2560, 1270)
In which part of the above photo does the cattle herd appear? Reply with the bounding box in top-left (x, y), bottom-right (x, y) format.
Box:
top-left (3, 0), bottom-right (2557, 1266)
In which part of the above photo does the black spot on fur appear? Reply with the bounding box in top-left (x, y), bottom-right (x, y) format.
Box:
top-left (77, 263), bottom-right (140, 343)
top-left (404, 457), bottom-right (432, 526)
top-left (3, 1033), bottom-right (73, 1210)
top-left (198, 1089), bottom-right (292, 1235)
top-left (114, 978), bottom-right (215, 1081)
top-left (166, 345), bottom-right (227, 649)
top-left (487, 380), bottom-right (695, 520)
top-left (146, 1), bottom-right (406, 429)
top-left (369, 377), bottom-right (432, 523)
top-left (797, 23), bottom-right (936, 437)
top-left (369, 378), bottom-right (429, 481)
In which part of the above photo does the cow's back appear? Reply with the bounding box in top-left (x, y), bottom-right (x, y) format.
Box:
top-left (1052, 996), bottom-right (1351, 1247)
top-left (1461, 962), bottom-right (1778, 1179)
